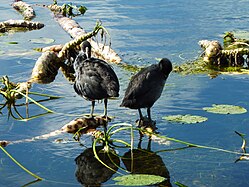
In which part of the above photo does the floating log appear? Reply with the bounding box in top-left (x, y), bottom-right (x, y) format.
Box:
top-left (12, 1), bottom-right (36, 20)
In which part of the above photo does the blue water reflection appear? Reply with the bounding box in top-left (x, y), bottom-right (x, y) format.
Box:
top-left (0, 0), bottom-right (249, 186)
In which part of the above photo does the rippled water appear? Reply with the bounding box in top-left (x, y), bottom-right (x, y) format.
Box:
top-left (1, 0), bottom-right (249, 186)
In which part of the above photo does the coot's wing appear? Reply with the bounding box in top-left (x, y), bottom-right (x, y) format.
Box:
top-left (92, 58), bottom-right (120, 97)
top-left (74, 58), bottom-right (119, 100)
top-left (74, 59), bottom-right (104, 100)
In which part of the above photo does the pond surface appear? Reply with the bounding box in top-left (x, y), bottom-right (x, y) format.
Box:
top-left (1, 0), bottom-right (249, 186)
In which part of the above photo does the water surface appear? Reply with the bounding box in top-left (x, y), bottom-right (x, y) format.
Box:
top-left (0, 0), bottom-right (249, 186)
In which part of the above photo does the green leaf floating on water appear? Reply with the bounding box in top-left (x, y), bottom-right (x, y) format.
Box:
top-left (163, 114), bottom-right (208, 124)
top-left (113, 174), bottom-right (166, 186)
top-left (203, 104), bottom-right (247, 114)
top-left (29, 37), bottom-right (55, 44)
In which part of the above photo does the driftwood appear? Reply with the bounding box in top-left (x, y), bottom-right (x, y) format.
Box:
top-left (30, 51), bottom-right (61, 84)
top-left (0, 19), bottom-right (44, 33)
top-left (199, 32), bottom-right (249, 67)
top-left (48, 4), bottom-right (122, 64)
top-left (0, 117), bottom-right (106, 147)
top-left (12, 1), bottom-right (36, 20)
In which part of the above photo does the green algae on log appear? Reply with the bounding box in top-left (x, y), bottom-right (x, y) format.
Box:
top-left (174, 31), bottom-right (249, 76)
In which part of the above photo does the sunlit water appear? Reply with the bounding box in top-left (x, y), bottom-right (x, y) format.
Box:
top-left (1, 0), bottom-right (249, 186)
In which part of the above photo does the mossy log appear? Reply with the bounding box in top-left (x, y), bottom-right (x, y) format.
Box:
top-left (30, 51), bottom-right (61, 84)
top-left (0, 19), bottom-right (44, 33)
top-left (29, 21), bottom-right (106, 84)
top-left (199, 39), bottom-right (249, 67)
top-left (12, 1), bottom-right (36, 20)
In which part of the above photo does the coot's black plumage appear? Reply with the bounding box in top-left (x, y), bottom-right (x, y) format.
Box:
top-left (120, 58), bottom-right (172, 121)
top-left (74, 41), bottom-right (120, 118)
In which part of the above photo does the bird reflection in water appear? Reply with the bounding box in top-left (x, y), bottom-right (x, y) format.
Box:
top-left (122, 138), bottom-right (172, 187)
top-left (75, 146), bottom-right (120, 187)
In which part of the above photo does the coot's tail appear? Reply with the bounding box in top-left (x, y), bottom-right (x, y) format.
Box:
top-left (120, 99), bottom-right (134, 108)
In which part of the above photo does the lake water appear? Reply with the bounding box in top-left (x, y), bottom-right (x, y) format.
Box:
top-left (1, 0), bottom-right (249, 186)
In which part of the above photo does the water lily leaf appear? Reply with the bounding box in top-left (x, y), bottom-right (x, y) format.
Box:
top-left (162, 114), bottom-right (208, 124)
top-left (203, 104), bottom-right (247, 114)
top-left (7, 41), bottom-right (18, 44)
top-left (113, 174), bottom-right (165, 186)
top-left (29, 37), bottom-right (55, 44)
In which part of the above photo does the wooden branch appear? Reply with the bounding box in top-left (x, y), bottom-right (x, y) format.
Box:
top-left (12, 1), bottom-right (36, 20)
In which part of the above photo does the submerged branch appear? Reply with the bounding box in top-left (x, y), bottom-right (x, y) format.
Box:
top-left (0, 116), bottom-right (106, 147)
top-left (0, 19), bottom-right (44, 33)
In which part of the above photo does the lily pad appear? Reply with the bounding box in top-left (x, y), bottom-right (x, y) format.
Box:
top-left (29, 37), bottom-right (55, 44)
top-left (113, 174), bottom-right (165, 186)
top-left (7, 41), bottom-right (18, 44)
top-left (163, 114), bottom-right (207, 124)
top-left (203, 104), bottom-right (247, 114)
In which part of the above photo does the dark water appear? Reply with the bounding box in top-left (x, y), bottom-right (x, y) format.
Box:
top-left (1, 0), bottom-right (249, 186)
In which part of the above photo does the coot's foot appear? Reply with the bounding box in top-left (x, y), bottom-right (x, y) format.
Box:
top-left (136, 117), bottom-right (158, 135)
top-left (101, 115), bottom-right (112, 122)
top-left (84, 114), bottom-right (95, 119)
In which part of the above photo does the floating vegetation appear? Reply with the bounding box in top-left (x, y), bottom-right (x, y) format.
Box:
top-left (203, 104), bottom-right (247, 114)
top-left (113, 174), bottom-right (166, 186)
top-left (7, 41), bottom-right (18, 44)
top-left (0, 76), bottom-right (60, 120)
top-left (49, 2), bottom-right (87, 17)
top-left (122, 148), bottom-right (171, 186)
top-left (174, 31), bottom-right (249, 76)
top-left (29, 37), bottom-right (55, 44)
top-left (163, 114), bottom-right (208, 124)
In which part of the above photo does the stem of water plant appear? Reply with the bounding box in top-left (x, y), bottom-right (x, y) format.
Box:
top-left (0, 146), bottom-right (42, 180)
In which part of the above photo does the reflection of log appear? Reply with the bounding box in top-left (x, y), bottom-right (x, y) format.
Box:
top-left (0, 19), bottom-right (44, 33)
top-left (12, 1), bottom-right (36, 20)
top-left (49, 5), bottom-right (122, 64)
top-left (75, 146), bottom-right (120, 186)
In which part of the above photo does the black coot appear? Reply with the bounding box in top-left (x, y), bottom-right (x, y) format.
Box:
top-left (74, 41), bottom-right (120, 118)
top-left (120, 58), bottom-right (172, 121)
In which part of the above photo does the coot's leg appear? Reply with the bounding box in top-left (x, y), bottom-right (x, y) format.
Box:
top-left (90, 100), bottom-right (95, 118)
top-left (138, 108), bottom-right (143, 120)
top-left (147, 107), bottom-right (152, 121)
top-left (103, 98), bottom-right (108, 119)
top-left (103, 98), bottom-right (108, 133)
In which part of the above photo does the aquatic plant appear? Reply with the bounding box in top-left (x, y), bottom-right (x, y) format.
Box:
top-left (0, 76), bottom-right (60, 120)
